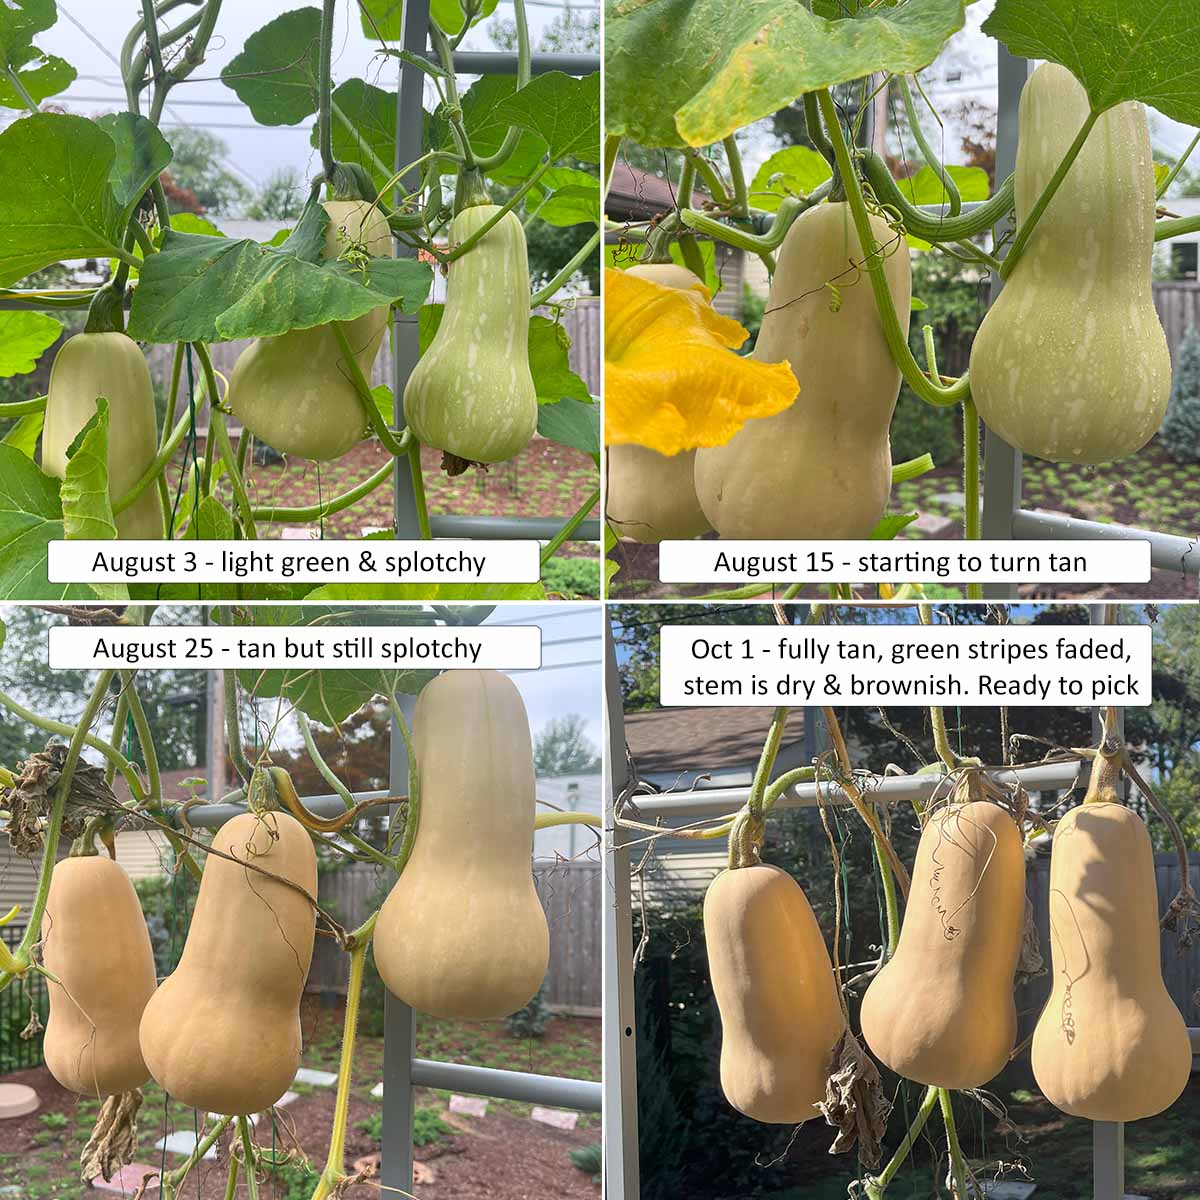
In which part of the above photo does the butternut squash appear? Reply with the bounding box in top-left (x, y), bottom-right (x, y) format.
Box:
top-left (704, 863), bottom-right (844, 1123)
top-left (139, 811), bottom-right (317, 1114)
top-left (227, 200), bottom-right (393, 461)
top-left (403, 205), bottom-right (538, 466)
top-left (605, 263), bottom-right (711, 542)
top-left (373, 669), bottom-right (548, 1019)
top-left (860, 798), bottom-right (1024, 1089)
top-left (43, 332), bottom-right (164, 539)
top-left (1031, 801), bottom-right (1191, 1121)
top-left (970, 63), bottom-right (1170, 463)
top-left (41, 856), bottom-right (157, 1097)
top-left (693, 202), bottom-right (910, 538)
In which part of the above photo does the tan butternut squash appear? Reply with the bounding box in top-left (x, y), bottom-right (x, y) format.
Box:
top-left (41, 856), bottom-right (157, 1097)
top-left (693, 202), bottom-right (911, 538)
top-left (1031, 801), bottom-right (1191, 1121)
top-left (374, 670), bottom-right (548, 1019)
top-left (704, 863), bottom-right (844, 1123)
top-left (139, 811), bottom-right (317, 1115)
top-left (605, 264), bottom-right (711, 542)
top-left (860, 798), bottom-right (1024, 1089)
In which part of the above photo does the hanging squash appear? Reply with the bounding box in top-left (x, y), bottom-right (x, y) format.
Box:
top-left (605, 263), bottom-right (711, 543)
top-left (860, 794), bottom-right (1025, 1089)
top-left (227, 200), bottom-right (394, 461)
top-left (704, 862), bottom-right (844, 1123)
top-left (373, 670), bottom-right (549, 1019)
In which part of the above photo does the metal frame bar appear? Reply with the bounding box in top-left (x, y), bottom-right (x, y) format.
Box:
top-left (978, 48), bottom-right (1200, 593)
top-left (602, 607), bottom-right (1200, 1200)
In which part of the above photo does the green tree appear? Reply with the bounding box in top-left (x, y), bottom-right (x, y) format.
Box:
top-left (246, 166), bottom-right (306, 221)
top-left (163, 127), bottom-right (250, 215)
top-left (1161, 325), bottom-right (1200, 463)
top-left (534, 713), bottom-right (601, 775)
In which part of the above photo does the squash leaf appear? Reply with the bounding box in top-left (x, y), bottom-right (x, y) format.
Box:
top-left (3, 411), bottom-right (44, 459)
top-left (491, 71), bottom-right (602, 163)
top-left (895, 164), bottom-right (990, 250)
top-left (0, 311), bottom-right (61, 376)
top-left (604, 241), bottom-right (722, 297)
top-left (870, 512), bottom-right (920, 540)
top-left (606, 0), bottom-right (964, 149)
top-left (537, 396), bottom-right (600, 466)
top-left (127, 206), bottom-right (433, 343)
top-left (317, 79), bottom-right (399, 196)
top-left (448, 75), bottom-right (549, 186)
top-left (358, 0), bottom-right (499, 39)
top-left (0, 444), bottom-right (93, 600)
top-left (750, 146), bottom-right (832, 213)
top-left (96, 112), bottom-right (173, 216)
top-left (983, 0), bottom-right (1200, 125)
top-left (0, 0), bottom-right (75, 110)
top-left (526, 168), bottom-right (601, 227)
top-left (0, 114), bottom-right (129, 287)
top-left (221, 8), bottom-right (322, 126)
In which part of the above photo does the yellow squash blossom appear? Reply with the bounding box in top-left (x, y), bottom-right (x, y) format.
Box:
top-left (604, 267), bottom-right (798, 455)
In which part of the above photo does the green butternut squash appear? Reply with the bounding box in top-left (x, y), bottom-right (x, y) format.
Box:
top-left (139, 811), bottom-right (317, 1115)
top-left (1031, 801), bottom-right (1191, 1121)
top-left (41, 856), bottom-right (158, 1097)
top-left (970, 63), bottom-right (1170, 463)
top-left (860, 797), bottom-right (1024, 1089)
top-left (605, 263), bottom-right (711, 542)
top-left (403, 206), bottom-right (538, 466)
top-left (44, 333), bottom-right (164, 539)
top-left (693, 202), bottom-right (910, 539)
top-left (704, 863), bottom-right (845, 1123)
top-left (227, 200), bottom-right (393, 461)
top-left (373, 670), bottom-right (549, 1019)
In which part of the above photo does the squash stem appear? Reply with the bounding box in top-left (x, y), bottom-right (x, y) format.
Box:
top-left (535, 811), bottom-right (602, 830)
top-left (113, 405), bottom-right (193, 516)
top-left (898, 75), bottom-right (961, 216)
top-left (223, 668), bottom-right (253, 784)
top-left (891, 453), bottom-right (935, 485)
top-left (817, 89), bottom-right (968, 410)
top-left (164, 1115), bottom-right (233, 1190)
top-left (722, 135), bottom-right (749, 215)
top-left (316, 0), bottom-right (337, 180)
top-left (251, 459), bottom-right (392, 524)
top-left (530, 230), bottom-right (602, 307)
top-left (540, 487), bottom-right (600, 570)
top-left (238, 1116), bottom-right (260, 1200)
top-left (210, 407), bottom-right (258, 540)
top-left (120, 671), bottom-right (161, 803)
top-left (961, 394), bottom-right (982, 599)
top-left (1001, 109), bottom-right (1099, 280)
top-left (0, 395), bottom-right (47, 419)
top-left (761, 765), bottom-right (817, 816)
top-left (1157, 128), bottom-right (1200, 199)
top-left (748, 707), bottom-right (790, 823)
top-left (939, 1088), bottom-right (970, 1199)
top-left (470, 0), bottom-right (532, 173)
top-left (331, 322), bottom-right (414, 459)
top-left (603, 133), bottom-right (622, 198)
top-left (864, 1084), bottom-right (940, 1198)
top-left (873, 833), bottom-right (901, 958)
top-left (406, 437), bottom-right (432, 540)
top-left (685, 149), bottom-right (732, 209)
top-left (445, 159), bottom-right (555, 261)
top-left (386, 696), bottom-right (422, 866)
top-left (222, 1155), bottom-right (239, 1200)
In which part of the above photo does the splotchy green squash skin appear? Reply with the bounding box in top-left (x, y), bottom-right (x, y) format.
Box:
top-left (860, 801), bottom-right (1024, 1089)
top-left (228, 200), bottom-right (393, 461)
top-left (43, 332), bottom-right (164, 539)
top-left (41, 857), bottom-right (158, 1097)
top-left (693, 203), bottom-right (910, 539)
top-left (970, 64), bottom-right (1170, 464)
top-left (374, 670), bottom-right (549, 1020)
top-left (606, 263), bottom-right (712, 542)
top-left (139, 811), bottom-right (317, 1115)
top-left (1031, 802), bottom-right (1191, 1122)
top-left (704, 863), bottom-right (845, 1124)
top-left (403, 206), bottom-right (538, 464)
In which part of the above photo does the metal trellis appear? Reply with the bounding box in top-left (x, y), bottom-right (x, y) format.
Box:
top-left (601, 605), bottom-right (1200, 1200)
top-left (980, 49), bottom-right (1200, 596)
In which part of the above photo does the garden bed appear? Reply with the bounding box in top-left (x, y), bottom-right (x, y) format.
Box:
top-left (0, 1007), bottom-right (600, 1198)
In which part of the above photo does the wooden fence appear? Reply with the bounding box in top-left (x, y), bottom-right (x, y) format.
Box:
top-left (308, 859), bottom-right (601, 1015)
top-left (1152, 281), bottom-right (1200, 368)
top-left (1007, 849), bottom-right (1200, 1084)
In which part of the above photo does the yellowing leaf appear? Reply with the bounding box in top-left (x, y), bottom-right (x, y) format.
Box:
top-left (603, 268), bottom-right (797, 455)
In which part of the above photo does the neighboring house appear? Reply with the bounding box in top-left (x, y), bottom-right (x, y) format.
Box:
top-left (1158, 196), bottom-right (1200, 281)
top-left (535, 772), bottom-right (602, 862)
top-left (622, 707), bottom-right (844, 900)
top-left (606, 162), bottom-right (747, 321)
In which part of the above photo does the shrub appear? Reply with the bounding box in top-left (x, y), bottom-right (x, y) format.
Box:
top-left (357, 1107), bottom-right (450, 1147)
top-left (505, 983), bottom-right (553, 1038)
top-left (542, 553), bottom-right (600, 599)
top-left (890, 382), bottom-right (959, 466)
top-left (570, 1143), bottom-right (602, 1180)
top-left (1161, 324), bottom-right (1200, 463)
top-left (134, 867), bottom-right (200, 976)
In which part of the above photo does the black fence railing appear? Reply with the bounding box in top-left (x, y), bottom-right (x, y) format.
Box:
top-left (0, 925), bottom-right (47, 1073)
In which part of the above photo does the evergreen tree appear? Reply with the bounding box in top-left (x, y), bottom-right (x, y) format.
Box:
top-left (1161, 324), bottom-right (1200, 462)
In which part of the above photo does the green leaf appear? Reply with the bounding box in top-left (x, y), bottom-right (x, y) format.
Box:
top-left (491, 71), bottom-right (602, 163)
top-left (606, 0), bottom-right (964, 149)
top-left (221, 7), bottom-right (322, 126)
top-left (0, 0), bottom-right (75, 109)
top-left (418, 307), bottom-right (590, 404)
top-left (60, 399), bottom-right (117, 542)
top-left (870, 512), bottom-right (920, 540)
top-left (0, 444), bottom-right (92, 599)
top-left (450, 75), bottom-right (549, 186)
top-left (750, 146), bottom-right (832, 213)
top-left (127, 209), bottom-right (432, 343)
top-left (372, 383), bottom-right (394, 428)
top-left (2, 411), bottom-right (43, 458)
top-left (537, 395), bottom-right (600, 465)
top-left (147, 497), bottom-right (242, 601)
top-left (604, 240), bottom-right (721, 296)
top-left (527, 168), bottom-right (601, 227)
top-left (0, 113), bottom-right (126, 287)
top-left (321, 79), bottom-right (397, 195)
top-left (603, 522), bottom-right (620, 590)
top-left (982, 0), bottom-right (1200, 124)
top-left (303, 581), bottom-right (546, 602)
top-left (238, 604), bottom-right (441, 725)
top-left (358, 0), bottom-right (499, 40)
top-left (895, 164), bottom-right (990, 249)
top-left (0, 310), bottom-right (61, 375)
top-left (96, 112), bottom-right (173, 215)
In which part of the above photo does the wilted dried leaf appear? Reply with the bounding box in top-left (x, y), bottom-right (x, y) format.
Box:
top-left (817, 1030), bottom-right (891, 1169)
top-left (80, 1089), bottom-right (143, 1184)
top-left (1014, 896), bottom-right (1045, 987)
top-left (5, 742), bottom-right (121, 856)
